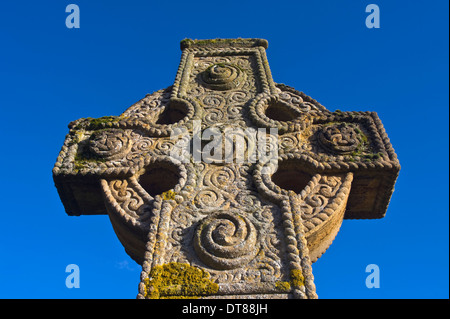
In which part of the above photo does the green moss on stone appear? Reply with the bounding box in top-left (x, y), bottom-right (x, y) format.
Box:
top-left (180, 38), bottom-right (268, 50)
top-left (73, 116), bottom-right (128, 130)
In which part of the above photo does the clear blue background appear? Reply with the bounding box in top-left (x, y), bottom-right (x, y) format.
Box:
top-left (0, 0), bottom-right (448, 298)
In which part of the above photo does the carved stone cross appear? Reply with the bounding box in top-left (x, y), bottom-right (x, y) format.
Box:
top-left (53, 38), bottom-right (400, 299)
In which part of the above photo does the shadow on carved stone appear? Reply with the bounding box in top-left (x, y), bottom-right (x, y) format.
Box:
top-left (155, 99), bottom-right (189, 125)
top-left (271, 160), bottom-right (312, 193)
top-left (265, 100), bottom-right (301, 122)
top-left (138, 161), bottom-right (181, 197)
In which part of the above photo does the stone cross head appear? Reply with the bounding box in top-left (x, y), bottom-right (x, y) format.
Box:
top-left (53, 38), bottom-right (400, 299)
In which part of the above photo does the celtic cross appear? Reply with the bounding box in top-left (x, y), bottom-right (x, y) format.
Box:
top-left (53, 38), bottom-right (400, 299)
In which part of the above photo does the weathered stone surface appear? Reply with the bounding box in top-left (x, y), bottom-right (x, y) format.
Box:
top-left (53, 38), bottom-right (400, 299)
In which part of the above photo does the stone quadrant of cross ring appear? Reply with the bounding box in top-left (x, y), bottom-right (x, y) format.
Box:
top-left (52, 38), bottom-right (400, 299)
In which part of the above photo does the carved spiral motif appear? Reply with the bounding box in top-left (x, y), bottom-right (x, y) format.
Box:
top-left (132, 136), bottom-right (154, 152)
top-left (200, 63), bottom-right (245, 91)
top-left (280, 134), bottom-right (300, 150)
top-left (228, 90), bottom-right (249, 103)
top-left (279, 91), bottom-right (303, 105)
top-left (201, 94), bottom-right (226, 108)
top-left (194, 211), bottom-right (259, 270)
top-left (88, 129), bottom-right (132, 160)
top-left (193, 189), bottom-right (224, 209)
top-left (226, 104), bottom-right (243, 119)
top-left (153, 138), bottom-right (177, 155)
top-left (204, 166), bottom-right (236, 189)
top-left (203, 108), bottom-right (225, 125)
top-left (318, 123), bottom-right (362, 154)
top-left (110, 180), bottom-right (147, 217)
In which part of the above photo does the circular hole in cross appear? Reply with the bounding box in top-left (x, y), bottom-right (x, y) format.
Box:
top-left (264, 100), bottom-right (301, 122)
top-left (155, 100), bottom-right (189, 125)
top-left (138, 161), bottom-right (181, 197)
top-left (271, 160), bottom-right (312, 193)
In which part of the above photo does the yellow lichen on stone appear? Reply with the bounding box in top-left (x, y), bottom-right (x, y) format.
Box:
top-left (290, 269), bottom-right (305, 288)
top-left (162, 190), bottom-right (176, 201)
top-left (275, 270), bottom-right (304, 293)
top-left (275, 281), bottom-right (291, 292)
top-left (144, 262), bottom-right (219, 299)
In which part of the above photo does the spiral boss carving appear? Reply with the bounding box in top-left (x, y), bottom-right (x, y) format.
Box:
top-left (200, 63), bottom-right (246, 91)
top-left (53, 38), bottom-right (400, 299)
top-left (194, 211), bottom-right (259, 270)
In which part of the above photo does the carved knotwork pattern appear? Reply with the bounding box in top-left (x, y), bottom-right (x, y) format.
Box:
top-left (89, 129), bottom-right (133, 160)
top-left (105, 178), bottom-right (153, 229)
top-left (299, 175), bottom-right (343, 233)
top-left (317, 123), bottom-right (361, 154)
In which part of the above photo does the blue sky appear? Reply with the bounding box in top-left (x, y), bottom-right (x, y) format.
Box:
top-left (0, 0), bottom-right (448, 298)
